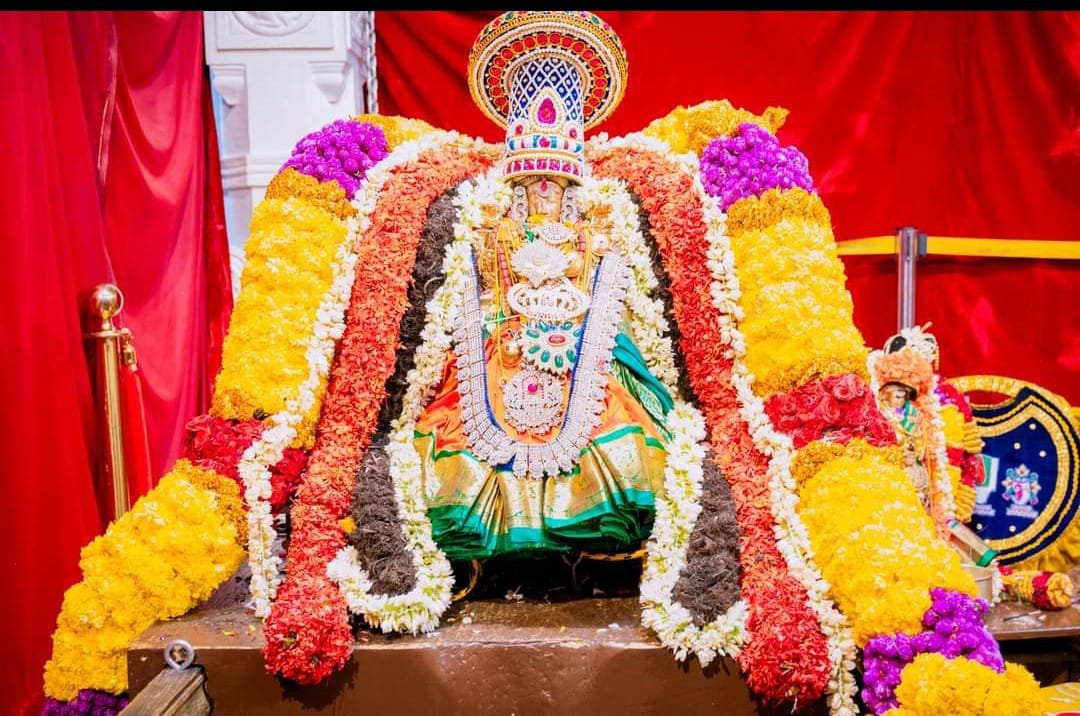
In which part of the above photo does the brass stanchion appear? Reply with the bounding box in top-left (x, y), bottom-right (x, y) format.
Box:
top-left (89, 283), bottom-right (131, 520)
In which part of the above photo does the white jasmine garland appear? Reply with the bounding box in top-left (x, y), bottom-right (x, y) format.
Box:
top-left (324, 173), bottom-right (487, 633)
top-left (698, 170), bottom-right (859, 716)
top-left (926, 375), bottom-right (958, 525)
top-left (578, 175), bottom-right (748, 663)
top-left (239, 130), bottom-right (479, 618)
top-left (588, 132), bottom-right (858, 715)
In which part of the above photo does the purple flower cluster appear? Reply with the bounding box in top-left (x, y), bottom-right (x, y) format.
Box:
top-left (860, 588), bottom-right (1004, 714)
top-left (282, 120), bottom-right (389, 199)
top-left (43, 690), bottom-right (129, 716)
top-left (699, 123), bottom-right (814, 211)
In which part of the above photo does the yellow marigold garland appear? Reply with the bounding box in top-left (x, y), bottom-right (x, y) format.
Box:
top-left (950, 465), bottom-right (977, 523)
top-left (724, 187), bottom-right (831, 238)
top-left (211, 197), bottom-right (348, 447)
top-left (797, 452), bottom-right (976, 645)
top-left (180, 461), bottom-right (248, 547)
top-left (265, 168), bottom-right (356, 221)
top-left (789, 438), bottom-right (904, 488)
top-left (642, 100), bottom-right (788, 156)
top-left (727, 209), bottom-right (869, 397)
top-left (354, 113), bottom-right (438, 150)
top-left (43, 462), bottom-right (245, 700)
top-left (888, 653), bottom-right (1048, 716)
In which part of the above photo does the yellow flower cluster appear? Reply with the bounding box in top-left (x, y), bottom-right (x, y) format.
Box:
top-left (727, 200), bottom-right (869, 397)
top-left (725, 187), bottom-right (831, 238)
top-left (889, 653), bottom-right (1048, 716)
top-left (789, 438), bottom-right (903, 488)
top-left (211, 197), bottom-right (348, 447)
top-left (642, 100), bottom-right (789, 156)
top-left (796, 451), bottom-right (976, 645)
top-left (940, 403), bottom-right (966, 446)
top-left (265, 168), bottom-right (357, 221)
top-left (179, 460), bottom-right (247, 546)
top-left (43, 464), bottom-right (245, 700)
top-left (355, 113), bottom-right (438, 150)
top-left (950, 464), bottom-right (977, 522)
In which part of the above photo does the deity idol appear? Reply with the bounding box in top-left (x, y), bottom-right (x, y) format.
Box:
top-left (869, 327), bottom-right (944, 517)
top-left (413, 23), bottom-right (671, 559)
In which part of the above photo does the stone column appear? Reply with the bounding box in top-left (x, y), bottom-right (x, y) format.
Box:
top-left (204, 11), bottom-right (377, 293)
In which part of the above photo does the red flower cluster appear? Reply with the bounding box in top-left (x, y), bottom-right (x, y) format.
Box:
top-left (262, 143), bottom-right (494, 685)
top-left (592, 145), bottom-right (832, 705)
top-left (183, 414), bottom-right (308, 511)
top-left (764, 373), bottom-right (897, 450)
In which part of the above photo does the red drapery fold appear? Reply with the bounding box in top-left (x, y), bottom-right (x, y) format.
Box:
top-left (377, 10), bottom-right (1080, 402)
top-left (0, 11), bottom-right (231, 714)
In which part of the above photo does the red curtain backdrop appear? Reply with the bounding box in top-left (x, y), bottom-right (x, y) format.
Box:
top-left (377, 10), bottom-right (1080, 402)
top-left (0, 11), bottom-right (231, 715)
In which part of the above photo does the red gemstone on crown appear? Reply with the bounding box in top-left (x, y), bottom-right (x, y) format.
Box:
top-left (515, 124), bottom-right (524, 135)
top-left (549, 335), bottom-right (566, 345)
top-left (539, 136), bottom-right (550, 148)
top-left (527, 382), bottom-right (538, 394)
top-left (537, 97), bottom-right (557, 125)
top-left (568, 127), bottom-right (578, 138)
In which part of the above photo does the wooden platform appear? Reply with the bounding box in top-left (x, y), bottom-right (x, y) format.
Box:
top-left (128, 576), bottom-right (771, 715)
top-left (128, 566), bottom-right (1080, 714)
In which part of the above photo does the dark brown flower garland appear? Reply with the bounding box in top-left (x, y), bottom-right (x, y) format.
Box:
top-left (671, 449), bottom-right (743, 626)
top-left (626, 191), bottom-right (745, 632)
top-left (348, 188), bottom-right (461, 596)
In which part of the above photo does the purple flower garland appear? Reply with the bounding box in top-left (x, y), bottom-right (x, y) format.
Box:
top-left (700, 123), bottom-right (814, 211)
top-left (282, 119), bottom-right (389, 199)
top-left (861, 588), bottom-right (1004, 714)
top-left (43, 689), bottom-right (129, 716)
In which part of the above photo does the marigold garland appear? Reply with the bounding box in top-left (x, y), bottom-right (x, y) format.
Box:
top-left (355, 113), bottom-right (439, 150)
top-left (262, 133), bottom-right (493, 685)
top-left (641, 100), bottom-right (788, 156)
top-left (789, 438), bottom-right (904, 489)
top-left (797, 452), bottom-right (976, 645)
top-left (590, 138), bottom-right (836, 708)
top-left (211, 196), bottom-right (350, 444)
top-left (726, 211), bottom-right (868, 398)
top-left (43, 461), bottom-right (245, 701)
top-left (265, 168), bottom-right (356, 221)
top-left (889, 653), bottom-right (1048, 716)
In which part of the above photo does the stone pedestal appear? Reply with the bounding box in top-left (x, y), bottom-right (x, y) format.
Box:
top-left (203, 11), bottom-right (376, 292)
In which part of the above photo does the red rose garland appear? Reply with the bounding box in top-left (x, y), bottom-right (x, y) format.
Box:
top-left (592, 145), bottom-right (832, 704)
top-left (764, 374), bottom-right (896, 450)
top-left (262, 143), bottom-right (493, 684)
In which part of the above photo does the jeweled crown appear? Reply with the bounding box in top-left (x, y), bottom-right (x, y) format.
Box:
top-left (467, 11), bottom-right (628, 184)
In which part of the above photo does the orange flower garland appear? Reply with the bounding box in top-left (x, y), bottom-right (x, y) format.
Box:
top-left (591, 144), bottom-right (833, 705)
top-left (262, 140), bottom-right (493, 685)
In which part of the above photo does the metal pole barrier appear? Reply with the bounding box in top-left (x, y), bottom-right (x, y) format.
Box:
top-left (88, 283), bottom-right (131, 520)
top-left (896, 226), bottom-right (923, 331)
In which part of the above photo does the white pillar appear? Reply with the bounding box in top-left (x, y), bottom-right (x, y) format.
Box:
top-left (204, 11), bottom-right (377, 293)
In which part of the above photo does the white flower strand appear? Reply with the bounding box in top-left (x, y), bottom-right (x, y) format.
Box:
top-left (588, 132), bottom-right (858, 716)
top-left (325, 199), bottom-right (478, 633)
top-left (237, 130), bottom-right (477, 618)
top-left (926, 375), bottom-right (958, 526)
top-left (238, 236), bottom-right (358, 617)
top-left (578, 175), bottom-right (748, 662)
top-left (698, 168), bottom-right (858, 716)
